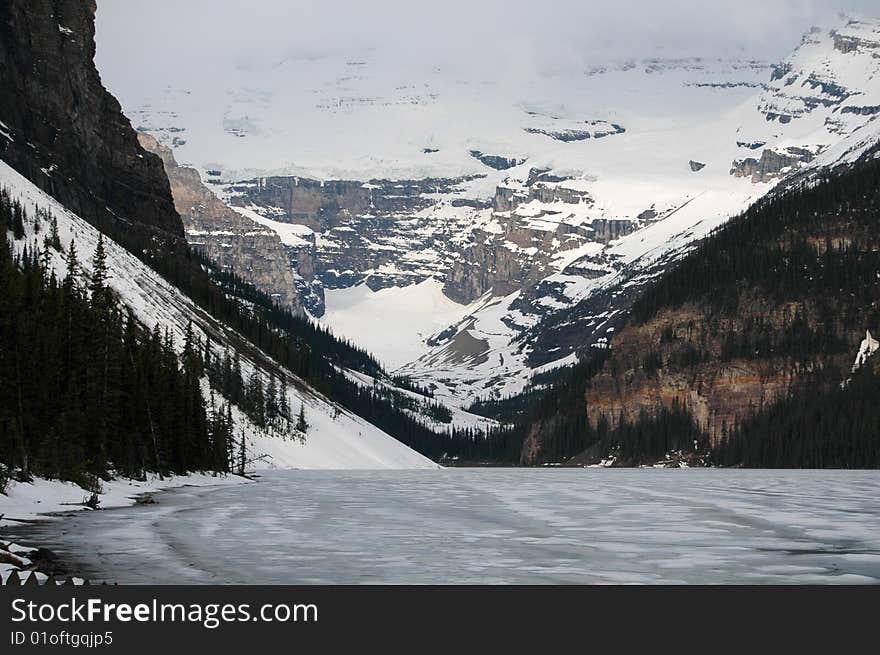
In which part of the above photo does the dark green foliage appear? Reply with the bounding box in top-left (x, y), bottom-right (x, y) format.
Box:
top-left (0, 198), bottom-right (232, 484)
top-left (424, 402), bottom-right (452, 424)
top-left (184, 252), bottom-right (496, 459)
top-left (632, 151), bottom-right (880, 333)
top-left (391, 375), bottom-right (434, 398)
top-left (295, 403), bottom-right (309, 434)
top-left (466, 386), bottom-right (547, 424)
top-left (490, 352), bottom-right (612, 464)
top-left (193, 251), bottom-right (384, 381)
top-left (2, 188), bottom-right (26, 240)
top-left (0, 187), bottom-right (498, 468)
top-left (715, 365), bottom-right (880, 468)
top-left (599, 400), bottom-right (707, 465)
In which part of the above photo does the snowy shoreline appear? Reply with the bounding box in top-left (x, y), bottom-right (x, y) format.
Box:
top-left (0, 472), bottom-right (251, 585)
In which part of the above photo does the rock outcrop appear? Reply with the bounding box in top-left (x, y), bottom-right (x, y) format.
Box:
top-left (730, 147), bottom-right (815, 183)
top-left (758, 20), bottom-right (880, 128)
top-left (0, 0), bottom-right (184, 256)
top-left (469, 150), bottom-right (526, 171)
top-left (138, 134), bottom-right (301, 312)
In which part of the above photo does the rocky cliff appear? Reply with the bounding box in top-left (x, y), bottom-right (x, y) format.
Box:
top-left (224, 174), bottom-right (486, 312)
top-left (227, 167), bottom-right (645, 314)
top-left (138, 133), bottom-right (300, 312)
top-left (730, 147), bottom-right (817, 183)
top-left (0, 0), bottom-right (184, 258)
top-left (578, 303), bottom-right (810, 442)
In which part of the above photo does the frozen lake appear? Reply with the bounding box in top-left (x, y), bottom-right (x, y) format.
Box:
top-left (12, 469), bottom-right (880, 584)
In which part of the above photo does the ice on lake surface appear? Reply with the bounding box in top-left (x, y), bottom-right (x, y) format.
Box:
top-left (13, 469), bottom-right (880, 584)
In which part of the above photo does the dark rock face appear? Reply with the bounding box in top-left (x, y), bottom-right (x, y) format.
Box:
top-left (0, 0), bottom-right (183, 248)
top-left (689, 160), bottom-right (706, 172)
top-left (831, 25), bottom-right (879, 55)
top-left (770, 63), bottom-right (793, 81)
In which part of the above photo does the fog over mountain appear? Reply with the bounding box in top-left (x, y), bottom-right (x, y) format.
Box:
top-left (96, 0), bottom-right (874, 94)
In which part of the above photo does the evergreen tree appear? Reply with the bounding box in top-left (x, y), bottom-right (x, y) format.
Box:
top-left (0, 194), bottom-right (221, 484)
top-left (48, 214), bottom-right (61, 250)
top-left (296, 402), bottom-right (309, 434)
top-left (63, 239), bottom-right (79, 290)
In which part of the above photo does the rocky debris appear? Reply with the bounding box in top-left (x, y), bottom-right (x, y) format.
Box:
top-left (2, 570), bottom-right (89, 586)
top-left (138, 133), bottom-right (301, 312)
top-left (27, 547), bottom-right (67, 576)
top-left (563, 444), bottom-right (711, 468)
top-left (689, 160), bottom-right (706, 172)
top-left (0, 547), bottom-right (28, 568)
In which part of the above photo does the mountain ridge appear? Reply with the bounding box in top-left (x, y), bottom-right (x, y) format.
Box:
top-left (122, 17), bottom-right (880, 407)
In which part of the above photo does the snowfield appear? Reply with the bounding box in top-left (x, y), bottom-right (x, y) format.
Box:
top-left (318, 279), bottom-right (475, 370)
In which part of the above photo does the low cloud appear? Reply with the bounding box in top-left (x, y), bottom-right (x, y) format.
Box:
top-left (95, 0), bottom-right (876, 102)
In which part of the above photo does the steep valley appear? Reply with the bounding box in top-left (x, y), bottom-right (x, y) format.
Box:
top-left (110, 17), bottom-right (880, 409)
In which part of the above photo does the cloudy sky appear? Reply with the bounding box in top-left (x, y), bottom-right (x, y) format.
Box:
top-left (96, 0), bottom-right (876, 83)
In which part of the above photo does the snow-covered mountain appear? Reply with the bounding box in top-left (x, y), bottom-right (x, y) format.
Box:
top-left (113, 17), bottom-right (880, 407)
top-left (0, 159), bottom-right (436, 470)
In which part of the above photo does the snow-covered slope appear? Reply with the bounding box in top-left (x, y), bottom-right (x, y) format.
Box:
top-left (1, 159), bottom-right (436, 470)
top-left (317, 279), bottom-right (478, 370)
